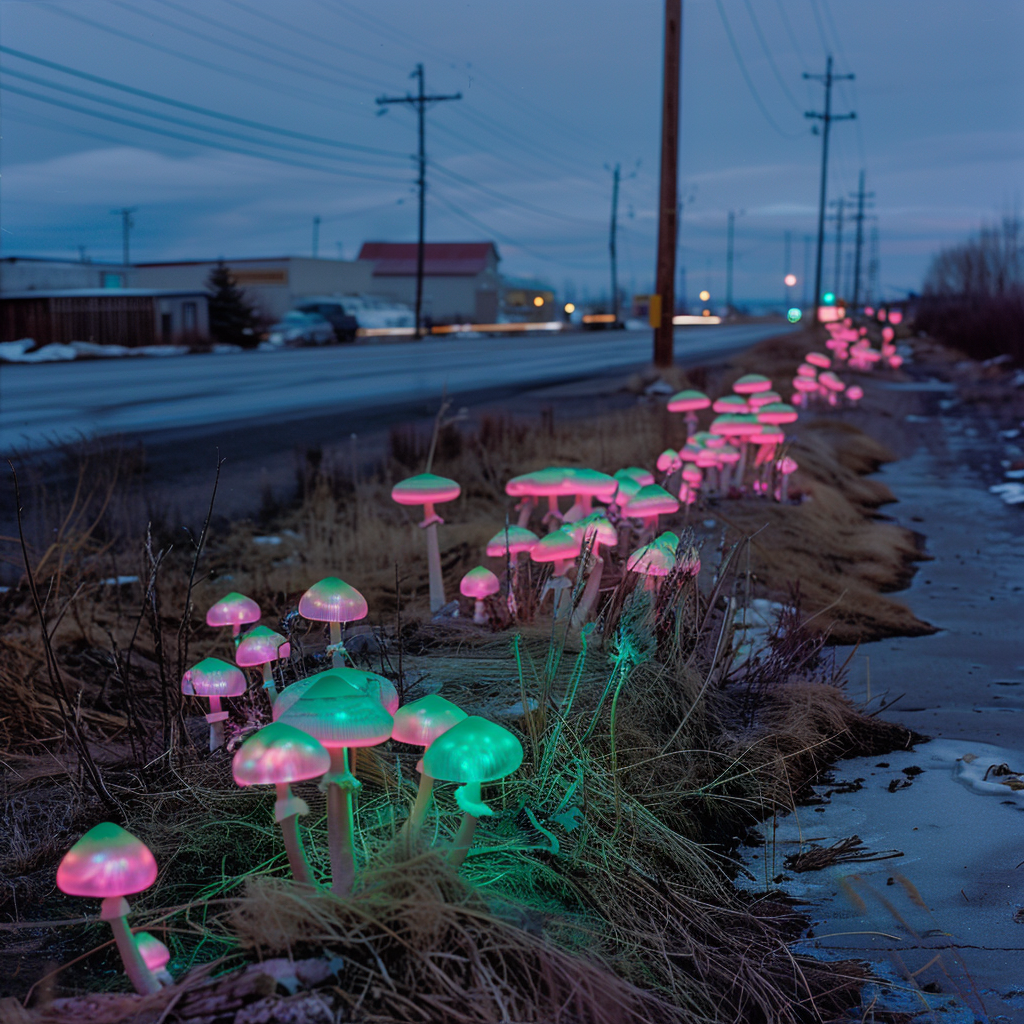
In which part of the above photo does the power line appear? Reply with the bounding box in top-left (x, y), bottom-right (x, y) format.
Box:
top-left (740, 0), bottom-right (804, 111)
top-left (0, 47), bottom-right (405, 157)
top-left (0, 80), bottom-right (410, 183)
top-left (714, 0), bottom-right (802, 139)
top-left (0, 67), bottom-right (407, 168)
top-left (773, 0), bottom-right (810, 71)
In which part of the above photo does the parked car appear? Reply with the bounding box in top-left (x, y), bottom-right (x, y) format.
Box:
top-left (293, 299), bottom-right (360, 343)
top-left (265, 311), bottom-right (336, 347)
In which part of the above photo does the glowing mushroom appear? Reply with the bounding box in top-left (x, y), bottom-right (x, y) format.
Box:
top-left (421, 715), bottom-right (524, 867)
top-left (459, 566), bottom-right (500, 624)
top-left (626, 542), bottom-right (676, 591)
top-left (485, 524), bottom-right (538, 618)
top-left (530, 527), bottom-right (582, 617)
top-left (181, 657), bottom-right (246, 752)
top-left (566, 512), bottom-right (619, 627)
top-left (391, 695), bottom-right (468, 835)
top-left (274, 666), bottom-right (399, 721)
top-left (562, 467), bottom-right (618, 522)
top-left (133, 933), bottom-right (173, 986)
top-left (391, 473), bottom-right (461, 612)
top-left (667, 388), bottom-right (711, 439)
top-left (622, 484), bottom-right (679, 540)
top-left (299, 576), bottom-right (368, 669)
top-left (206, 591), bottom-right (260, 643)
top-left (732, 373), bottom-right (773, 395)
top-left (236, 625), bottom-right (291, 704)
top-left (278, 675), bottom-right (393, 895)
top-left (232, 721), bottom-right (331, 885)
top-left (56, 823), bottom-right (161, 995)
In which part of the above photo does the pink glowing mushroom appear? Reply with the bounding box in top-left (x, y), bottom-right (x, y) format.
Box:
top-left (485, 524), bottom-right (538, 618)
top-left (712, 394), bottom-right (750, 415)
top-left (776, 455), bottom-right (799, 502)
top-left (57, 823), bottom-right (161, 995)
top-left (236, 625), bottom-right (291, 704)
top-left (626, 542), bottom-right (676, 591)
top-left (299, 576), bottom-right (368, 669)
top-left (805, 351), bottom-right (831, 369)
top-left (233, 720), bottom-right (331, 885)
top-left (622, 484), bottom-right (679, 538)
top-left (846, 384), bottom-right (864, 403)
top-left (888, 310), bottom-right (903, 325)
top-left (531, 527), bottom-right (582, 617)
top-left (181, 656), bottom-right (246, 751)
top-left (748, 389), bottom-right (782, 411)
top-left (667, 388), bottom-right (711, 438)
top-left (756, 402), bottom-right (799, 425)
top-left (881, 326), bottom-right (895, 344)
top-left (506, 467), bottom-right (567, 529)
top-left (278, 675), bottom-right (393, 895)
top-left (460, 566), bottom-right (500, 624)
top-left (392, 473), bottom-right (461, 612)
top-left (392, 695), bottom-right (468, 835)
top-left (656, 448), bottom-right (682, 474)
top-left (133, 933), bottom-right (173, 986)
top-left (566, 513), bottom-right (619, 626)
top-left (732, 373), bottom-right (773, 395)
top-left (206, 591), bottom-right (261, 641)
top-left (563, 467), bottom-right (618, 521)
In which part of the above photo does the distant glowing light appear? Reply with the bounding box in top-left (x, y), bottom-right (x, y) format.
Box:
top-left (699, 290), bottom-right (710, 302)
top-left (702, 308), bottom-right (711, 317)
top-left (564, 302), bottom-right (575, 314)
top-left (533, 296), bottom-right (544, 307)
top-left (787, 307), bottom-right (802, 323)
top-left (784, 274), bottom-right (797, 287)
top-left (822, 291), bottom-right (836, 304)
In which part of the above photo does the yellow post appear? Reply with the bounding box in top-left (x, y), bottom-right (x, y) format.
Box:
top-left (648, 293), bottom-right (662, 328)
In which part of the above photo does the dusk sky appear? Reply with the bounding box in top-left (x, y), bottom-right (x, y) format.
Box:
top-left (1, 0), bottom-right (1021, 307)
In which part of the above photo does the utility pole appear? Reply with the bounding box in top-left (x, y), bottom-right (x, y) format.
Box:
top-left (783, 230), bottom-right (792, 307)
top-left (653, 0), bottom-right (682, 368)
top-left (867, 223), bottom-right (880, 306)
top-left (312, 216), bottom-right (321, 258)
top-left (725, 210), bottom-right (735, 314)
top-left (828, 196), bottom-right (845, 298)
top-left (377, 64), bottom-right (461, 338)
top-left (849, 169), bottom-right (874, 309)
top-left (608, 163), bottom-right (621, 323)
top-left (804, 56), bottom-right (855, 321)
top-left (111, 207), bottom-right (137, 266)
top-left (802, 234), bottom-right (812, 308)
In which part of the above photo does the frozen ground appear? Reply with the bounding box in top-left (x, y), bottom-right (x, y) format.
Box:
top-left (738, 394), bottom-right (1024, 1023)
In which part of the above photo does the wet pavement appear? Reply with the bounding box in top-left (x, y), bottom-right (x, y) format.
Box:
top-left (738, 386), bottom-right (1024, 1022)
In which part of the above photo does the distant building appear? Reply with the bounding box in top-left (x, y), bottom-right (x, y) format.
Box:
top-left (357, 242), bottom-right (501, 323)
top-left (501, 278), bottom-right (557, 322)
top-left (0, 256), bottom-right (131, 293)
top-left (1, 288), bottom-right (209, 347)
top-left (132, 257), bottom-right (376, 322)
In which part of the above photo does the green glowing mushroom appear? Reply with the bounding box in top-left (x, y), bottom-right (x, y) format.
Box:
top-left (134, 932), bottom-right (173, 986)
top-left (422, 716), bottom-right (523, 867)
top-left (278, 675), bottom-right (393, 895)
top-left (232, 721), bottom-right (331, 885)
top-left (235, 625), bottom-right (291, 704)
top-left (206, 591), bottom-right (261, 643)
top-left (298, 576), bottom-right (368, 669)
top-left (391, 695), bottom-right (468, 836)
top-left (56, 823), bottom-right (161, 995)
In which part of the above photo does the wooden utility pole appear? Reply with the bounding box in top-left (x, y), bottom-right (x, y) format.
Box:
top-left (377, 65), bottom-right (461, 338)
top-left (609, 163), bottom-right (621, 323)
top-left (653, 0), bottom-right (682, 368)
top-left (804, 56), bottom-right (854, 322)
top-left (725, 210), bottom-right (735, 314)
top-left (849, 169), bottom-right (874, 309)
top-left (111, 207), bottom-right (137, 266)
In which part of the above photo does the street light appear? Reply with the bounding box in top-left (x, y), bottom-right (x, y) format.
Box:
top-left (533, 295), bottom-right (544, 307)
top-left (564, 302), bottom-right (575, 314)
top-left (699, 290), bottom-right (710, 302)
top-left (784, 273), bottom-right (797, 288)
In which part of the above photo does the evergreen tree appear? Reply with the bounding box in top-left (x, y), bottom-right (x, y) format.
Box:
top-left (206, 262), bottom-right (258, 347)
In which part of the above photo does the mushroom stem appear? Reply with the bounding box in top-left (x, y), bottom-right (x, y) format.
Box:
top-left (261, 663), bottom-right (278, 703)
top-left (325, 747), bottom-right (358, 896)
top-left (516, 497), bottom-right (536, 529)
top-left (569, 556), bottom-right (604, 629)
top-left (685, 411), bottom-right (698, 440)
top-left (472, 598), bottom-right (486, 625)
top-left (329, 620), bottom-right (343, 669)
top-left (207, 695), bottom-right (225, 752)
top-left (424, 521), bottom-right (445, 612)
top-left (274, 782), bottom-right (314, 885)
top-left (101, 897), bottom-right (161, 996)
top-left (448, 780), bottom-right (489, 867)
top-left (404, 768), bottom-right (435, 836)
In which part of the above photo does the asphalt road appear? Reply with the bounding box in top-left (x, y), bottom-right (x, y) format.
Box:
top-left (1, 323), bottom-right (794, 454)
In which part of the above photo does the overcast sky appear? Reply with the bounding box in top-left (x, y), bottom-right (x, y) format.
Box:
top-left (1, 0), bottom-right (1021, 307)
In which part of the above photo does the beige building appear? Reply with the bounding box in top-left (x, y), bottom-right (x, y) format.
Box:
top-left (133, 257), bottom-right (376, 322)
top-left (1, 256), bottom-right (132, 293)
top-left (357, 242), bottom-right (501, 323)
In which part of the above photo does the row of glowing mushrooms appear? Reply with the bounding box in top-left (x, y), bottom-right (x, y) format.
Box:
top-left (57, 581), bottom-right (524, 994)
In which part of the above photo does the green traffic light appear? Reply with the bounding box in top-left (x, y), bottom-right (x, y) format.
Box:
top-left (822, 292), bottom-right (836, 304)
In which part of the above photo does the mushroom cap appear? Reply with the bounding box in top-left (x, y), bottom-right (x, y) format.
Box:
top-left (611, 475), bottom-right (641, 503)
top-left (716, 443), bottom-right (741, 464)
top-left (756, 402), bottom-right (799, 425)
top-left (391, 695), bottom-right (467, 747)
top-left (460, 566), bottom-right (500, 599)
top-left (56, 822), bottom-right (157, 899)
top-left (666, 389), bottom-right (711, 412)
top-left (530, 528), bottom-right (582, 564)
top-left (235, 626), bottom-right (290, 667)
top-left (654, 531), bottom-right (680, 555)
top-left (776, 456), bottom-right (799, 474)
top-left (566, 513), bottom-right (618, 548)
top-left (845, 385), bottom-right (864, 401)
top-left (274, 667), bottom-right (399, 719)
top-left (751, 424), bottom-right (786, 444)
top-left (748, 390), bottom-right (782, 410)
top-left (796, 363), bottom-right (818, 378)
top-left (278, 675), bottom-right (394, 749)
top-left (421, 715), bottom-right (523, 784)
top-left (805, 351), bottom-right (831, 368)
top-left (627, 543), bottom-right (676, 576)
top-left (206, 592), bottom-right (261, 629)
top-left (564, 467), bottom-right (618, 499)
top-left (656, 448), bottom-right (680, 472)
top-left (712, 394), bottom-right (749, 414)
top-left (622, 484), bottom-right (679, 519)
top-left (232, 721), bottom-right (330, 786)
top-left (709, 414), bottom-right (758, 437)
top-left (818, 371), bottom-right (845, 392)
top-left (298, 577), bottom-right (367, 624)
top-left (732, 373), bottom-right (773, 394)
top-left (505, 467), bottom-right (568, 498)
top-left (791, 377), bottom-right (819, 393)
top-left (134, 933), bottom-right (170, 972)
top-left (681, 462), bottom-right (703, 485)
top-left (617, 466), bottom-right (655, 487)
top-left (391, 473), bottom-right (461, 507)
top-left (181, 657), bottom-right (247, 697)
top-left (485, 525), bottom-right (539, 557)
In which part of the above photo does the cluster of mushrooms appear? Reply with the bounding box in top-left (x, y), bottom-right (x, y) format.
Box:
top-left (55, 344), bottom-right (892, 994)
top-left (57, 580), bottom-right (524, 993)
